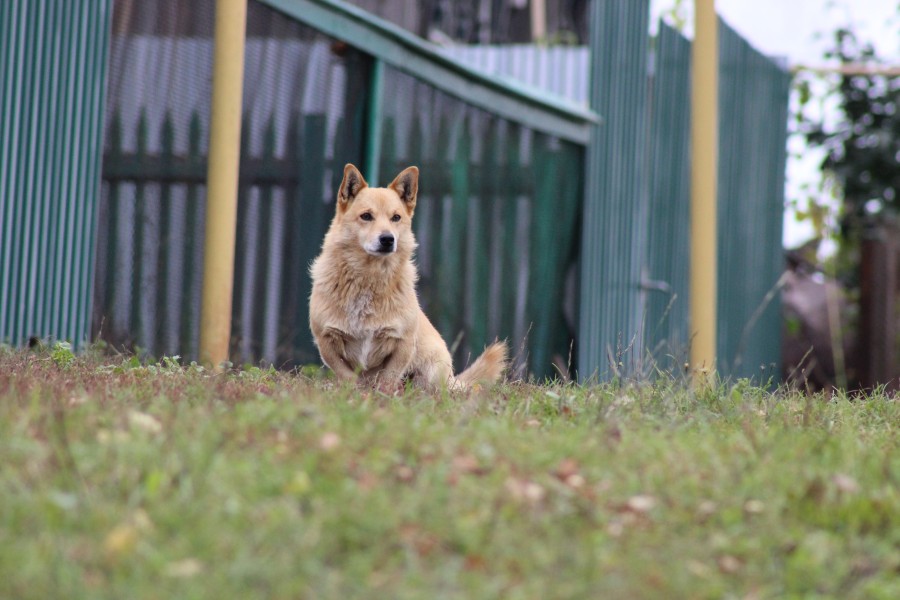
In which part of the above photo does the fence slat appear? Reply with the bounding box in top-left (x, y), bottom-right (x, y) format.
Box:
top-left (156, 111), bottom-right (175, 354)
top-left (129, 109), bottom-right (148, 348)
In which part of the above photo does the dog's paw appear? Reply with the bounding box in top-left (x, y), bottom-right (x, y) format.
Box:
top-left (375, 379), bottom-right (406, 396)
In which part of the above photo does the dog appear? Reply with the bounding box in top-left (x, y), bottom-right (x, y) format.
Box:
top-left (309, 163), bottom-right (508, 390)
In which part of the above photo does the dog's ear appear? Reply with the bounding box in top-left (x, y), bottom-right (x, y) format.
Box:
top-left (337, 164), bottom-right (368, 212)
top-left (389, 166), bottom-right (418, 214)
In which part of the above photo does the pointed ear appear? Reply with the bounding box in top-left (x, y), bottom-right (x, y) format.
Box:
top-left (389, 166), bottom-right (419, 214)
top-left (337, 164), bottom-right (368, 212)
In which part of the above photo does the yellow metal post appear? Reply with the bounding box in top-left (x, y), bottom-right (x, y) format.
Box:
top-left (199, 0), bottom-right (247, 368)
top-left (690, 0), bottom-right (718, 375)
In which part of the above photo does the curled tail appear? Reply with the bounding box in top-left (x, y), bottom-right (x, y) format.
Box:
top-left (452, 341), bottom-right (509, 389)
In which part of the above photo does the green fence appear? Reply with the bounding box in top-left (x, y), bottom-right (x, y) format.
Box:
top-left (3, 0), bottom-right (791, 382)
top-left (581, 9), bottom-right (791, 381)
top-left (644, 23), bottom-right (693, 375)
top-left (93, 0), bottom-right (591, 378)
top-left (94, 17), bottom-right (371, 365)
top-left (0, 0), bottom-right (111, 348)
top-left (579, 0), bottom-right (651, 379)
top-left (375, 69), bottom-right (583, 377)
top-left (715, 20), bottom-right (791, 378)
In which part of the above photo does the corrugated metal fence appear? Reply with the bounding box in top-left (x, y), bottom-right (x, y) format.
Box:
top-left (0, 0), bottom-right (111, 348)
top-left (92, 0), bottom-right (588, 378)
top-left (3, 0), bottom-right (791, 382)
top-left (446, 12), bottom-right (791, 380)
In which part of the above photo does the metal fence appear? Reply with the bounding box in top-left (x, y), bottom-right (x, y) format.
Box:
top-left (0, 0), bottom-right (111, 349)
top-left (94, 7), bottom-right (371, 366)
top-left (93, 0), bottom-right (591, 378)
top-left (3, 0), bottom-right (792, 382)
top-left (443, 11), bottom-right (791, 380)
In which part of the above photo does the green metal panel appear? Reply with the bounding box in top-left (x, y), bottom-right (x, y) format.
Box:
top-left (645, 23), bottom-right (692, 374)
top-left (579, 0), bottom-right (651, 380)
top-left (0, 0), bottom-right (111, 348)
top-left (643, 21), bottom-right (791, 382)
top-left (716, 20), bottom-right (791, 380)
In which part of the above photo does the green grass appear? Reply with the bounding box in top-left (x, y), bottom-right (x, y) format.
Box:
top-left (1, 348), bottom-right (898, 599)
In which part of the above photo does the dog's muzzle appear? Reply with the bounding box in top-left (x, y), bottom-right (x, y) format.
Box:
top-left (376, 233), bottom-right (395, 253)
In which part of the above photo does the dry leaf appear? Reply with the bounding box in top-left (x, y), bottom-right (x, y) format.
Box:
top-left (832, 473), bottom-right (859, 494)
top-left (394, 464), bottom-right (416, 483)
top-left (717, 555), bottom-right (742, 574)
top-left (625, 494), bottom-right (656, 513)
top-left (564, 474), bottom-right (586, 489)
top-left (103, 524), bottom-right (139, 560)
top-left (506, 478), bottom-right (546, 504)
top-left (164, 558), bottom-right (204, 578)
top-left (127, 411), bottom-right (162, 434)
top-left (743, 499), bottom-right (765, 515)
top-left (554, 458), bottom-right (580, 481)
top-left (319, 432), bottom-right (341, 451)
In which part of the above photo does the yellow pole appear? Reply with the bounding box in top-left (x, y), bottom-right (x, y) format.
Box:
top-left (690, 0), bottom-right (718, 376)
top-left (199, 0), bottom-right (247, 368)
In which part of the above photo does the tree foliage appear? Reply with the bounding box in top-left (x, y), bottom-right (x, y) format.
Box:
top-left (800, 28), bottom-right (900, 238)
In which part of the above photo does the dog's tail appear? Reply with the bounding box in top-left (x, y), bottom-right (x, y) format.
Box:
top-left (452, 341), bottom-right (509, 389)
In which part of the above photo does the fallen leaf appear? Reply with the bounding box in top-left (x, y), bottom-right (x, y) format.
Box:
top-left (554, 458), bottom-right (580, 481)
top-left (743, 499), bottom-right (765, 515)
top-left (717, 555), bottom-right (742, 574)
top-left (319, 432), bottom-right (341, 451)
top-left (832, 473), bottom-right (859, 494)
top-left (697, 500), bottom-right (717, 517)
top-left (686, 560), bottom-right (712, 578)
top-left (394, 464), bottom-right (416, 483)
top-left (103, 524), bottom-right (139, 560)
top-left (625, 494), bottom-right (656, 513)
top-left (506, 478), bottom-right (546, 504)
top-left (128, 411), bottom-right (162, 434)
top-left (451, 454), bottom-right (482, 474)
top-left (564, 474), bottom-right (586, 489)
top-left (164, 558), bottom-right (204, 578)
top-left (464, 554), bottom-right (488, 571)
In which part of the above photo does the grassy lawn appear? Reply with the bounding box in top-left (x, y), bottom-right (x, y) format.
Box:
top-left (1, 347), bottom-right (897, 599)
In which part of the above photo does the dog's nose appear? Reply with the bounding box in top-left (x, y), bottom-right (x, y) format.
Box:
top-left (379, 233), bottom-right (395, 250)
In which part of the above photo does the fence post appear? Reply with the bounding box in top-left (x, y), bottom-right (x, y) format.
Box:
top-left (199, 0), bottom-right (247, 368)
top-left (689, 0), bottom-right (719, 377)
top-left (859, 220), bottom-right (899, 391)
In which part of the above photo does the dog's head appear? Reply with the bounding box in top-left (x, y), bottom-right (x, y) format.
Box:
top-left (333, 163), bottom-right (418, 257)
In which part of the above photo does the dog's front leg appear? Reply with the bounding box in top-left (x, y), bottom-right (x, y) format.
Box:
top-left (364, 333), bottom-right (414, 391)
top-left (317, 330), bottom-right (358, 381)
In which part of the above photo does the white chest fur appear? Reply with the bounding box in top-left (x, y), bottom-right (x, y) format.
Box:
top-left (346, 291), bottom-right (374, 334)
top-left (354, 333), bottom-right (376, 370)
top-left (343, 291), bottom-right (378, 370)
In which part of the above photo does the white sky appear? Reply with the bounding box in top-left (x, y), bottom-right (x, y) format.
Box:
top-left (651, 0), bottom-right (900, 248)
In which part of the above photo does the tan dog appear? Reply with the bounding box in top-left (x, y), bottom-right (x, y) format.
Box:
top-left (309, 164), bottom-right (507, 390)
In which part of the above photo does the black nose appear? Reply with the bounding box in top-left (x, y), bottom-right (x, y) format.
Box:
top-left (379, 234), bottom-right (395, 249)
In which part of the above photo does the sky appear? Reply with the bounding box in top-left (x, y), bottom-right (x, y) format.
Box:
top-left (650, 0), bottom-right (900, 248)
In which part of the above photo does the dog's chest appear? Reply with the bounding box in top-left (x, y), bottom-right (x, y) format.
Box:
top-left (343, 292), bottom-right (380, 369)
top-left (345, 291), bottom-right (374, 334)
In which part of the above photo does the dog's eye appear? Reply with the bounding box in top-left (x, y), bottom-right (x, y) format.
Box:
top-left (360, 212), bottom-right (374, 222)
top-left (391, 214), bottom-right (401, 222)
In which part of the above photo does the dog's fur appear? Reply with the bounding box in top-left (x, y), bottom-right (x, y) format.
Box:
top-left (309, 164), bottom-right (507, 390)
